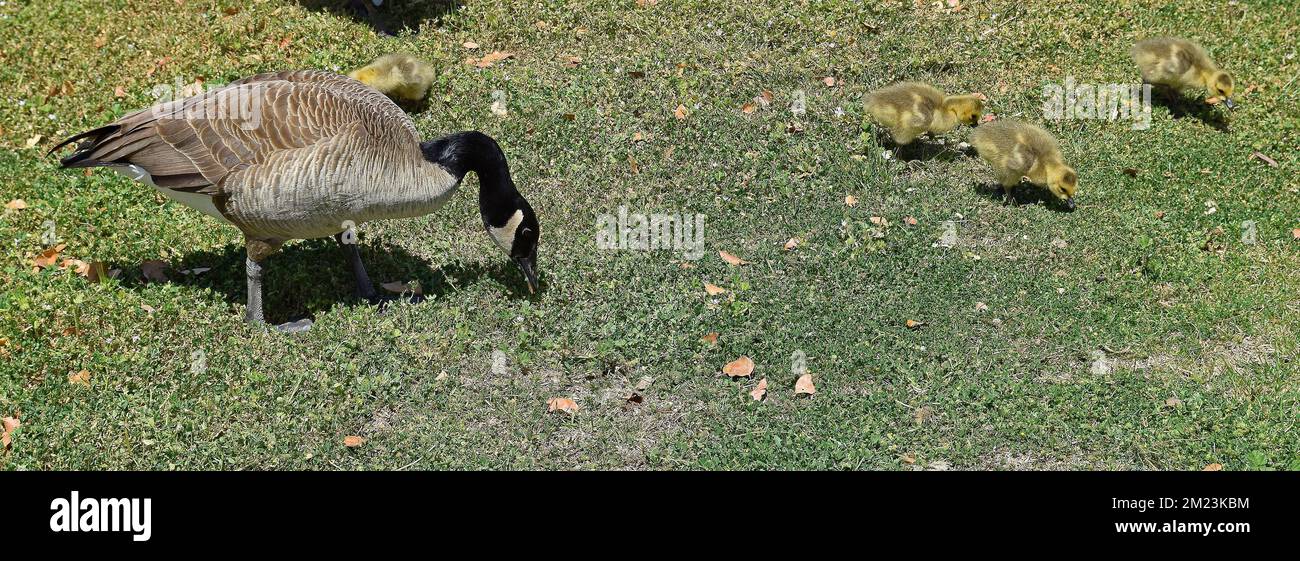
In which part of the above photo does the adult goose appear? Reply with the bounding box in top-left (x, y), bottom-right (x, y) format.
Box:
top-left (50, 69), bottom-right (540, 326)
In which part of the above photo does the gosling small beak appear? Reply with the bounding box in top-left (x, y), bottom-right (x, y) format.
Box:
top-left (514, 256), bottom-right (538, 294)
top-left (1065, 197), bottom-right (1077, 210)
top-left (1223, 98), bottom-right (1236, 110)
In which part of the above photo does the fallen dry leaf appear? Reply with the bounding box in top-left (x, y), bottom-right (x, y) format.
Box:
top-left (1249, 152), bottom-right (1278, 167)
top-left (674, 104), bottom-right (688, 120)
top-left (703, 282), bottom-right (727, 296)
top-left (722, 356), bottom-right (755, 378)
top-left (140, 260), bottom-right (169, 283)
top-left (1165, 396), bottom-right (1183, 408)
top-left (140, 304), bottom-right (156, 314)
top-left (719, 250), bottom-right (748, 266)
top-left (844, 195), bottom-right (858, 207)
top-left (1203, 463), bottom-right (1223, 472)
top-left (974, 301), bottom-right (989, 313)
top-left (93, 34), bottom-right (108, 48)
top-left (701, 332), bottom-right (719, 345)
top-left (60, 259), bottom-right (90, 277)
top-left (32, 244), bottom-right (66, 270)
top-left (24, 134), bottom-right (43, 149)
top-left (784, 238), bottom-right (799, 250)
top-left (635, 376), bottom-right (654, 391)
top-left (1155, 210), bottom-right (1166, 219)
top-left (822, 76), bottom-right (836, 87)
top-left (794, 373), bottom-right (816, 395)
top-left (903, 216), bottom-right (918, 226)
top-left (68, 369), bottom-right (90, 385)
top-left (971, 92), bottom-right (988, 101)
top-left (546, 397), bottom-right (579, 414)
top-left (750, 378), bottom-right (768, 401)
top-left (1205, 96), bottom-right (1222, 105)
top-left (343, 435), bottom-right (366, 448)
top-left (905, 319), bottom-right (924, 330)
top-left (462, 41), bottom-right (479, 49)
top-left (468, 51), bottom-right (514, 68)
top-left (1123, 167), bottom-right (1140, 177)
top-left (913, 406), bottom-right (933, 425)
top-left (741, 101), bottom-right (757, 114)
top-left (1, 416), bottom-right (19, 449)
top-left (901, 453), bottom-right (916, 464)
top-left (980, 114), bottom-right (997, 123)
top-left (86, 262), bottom-right (117, 283)
top-left (4, 199), bottom-right (26, 210)
top-left (869, 216), bottom-right (888, 227)
top-left (1292, 228), bottom-right (1300, 240)
top-left (114, 85), bottom-right (127, 98)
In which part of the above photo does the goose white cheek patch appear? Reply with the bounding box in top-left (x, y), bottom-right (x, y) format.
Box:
top-left (488, 209), bottom-right (523, 253)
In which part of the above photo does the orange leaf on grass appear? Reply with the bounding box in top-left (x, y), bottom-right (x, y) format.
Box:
top-left (723, 356), bottom-right (754, 378)
top-left (343, 436), bottom-right (366, 448)
top-left (68, 370), bottom-right (90, 385)
top-left (546, 397), bottom-right (579, 414)
top-left (32, 244), bottom-right (66, 270)
top-left (719, 250), bottom-right (748, 266)
top-left (703, 282), bottom-right (726, 296)
top-left (701, 332), bottom-right (719, 345)
top-left (1203, 463), bottom-right (1223, 472)
top-left (844, 195), bottom-right (858, 207)
top-left (794, 373), bottom-right (816, 395)
top-left (4, 199), bottom-right (26, 210)
top-left (468, 51), bottom-right (514, 68)
top-left (674, 104), bottom-right (688, 120)
top-left (750, 378), bottom-right (768, 401)
top-left (2, 416), bottom-right (20, 449)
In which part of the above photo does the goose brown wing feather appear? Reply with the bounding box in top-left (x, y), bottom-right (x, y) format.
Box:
top-left (62, 70), bottom-right (418, 196)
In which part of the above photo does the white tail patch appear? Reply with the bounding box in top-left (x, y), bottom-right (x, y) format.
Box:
top-left (112, 165), bottom-right (232, 225)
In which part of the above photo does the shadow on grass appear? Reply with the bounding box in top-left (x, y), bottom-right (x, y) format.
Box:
top-left (974, 182), bottom-right (1076, 213)
top-left (119, 238), bottom-right (536, 324)
top-left (870, 129), bottom-right (973, 163)
top-left (294, 0), bottom-right (459, 36)
top-left (1151, 87), bottom-right (1230, 132)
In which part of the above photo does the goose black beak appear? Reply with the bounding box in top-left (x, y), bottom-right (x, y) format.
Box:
top-left (1065, 197), bottom-right (1077, 210)
top-left (1223, 98), bottom-right (1236, 110)
top-left (514, 256), bottom-right (538, 294)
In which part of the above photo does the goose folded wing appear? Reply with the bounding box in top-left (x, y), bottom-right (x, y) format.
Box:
top-left (74, 73), bottom-right (415, 193)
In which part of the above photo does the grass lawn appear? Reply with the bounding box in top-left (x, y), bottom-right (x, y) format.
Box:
top-left (1, 0), bottom-right (1297, 470)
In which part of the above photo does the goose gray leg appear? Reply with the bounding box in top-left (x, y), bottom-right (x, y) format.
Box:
top-left (245, 256), bottom-right (265, 323)
top-left (335, 233), bottom-right (377, 302)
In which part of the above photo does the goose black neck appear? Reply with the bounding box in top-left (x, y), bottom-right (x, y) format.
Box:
top-left (422, 131), bottom-right (518, 226)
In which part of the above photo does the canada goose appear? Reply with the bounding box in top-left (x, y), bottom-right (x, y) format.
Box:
top-left (50, 69), bottom-right (540, 327)
top-left (970, 119), bottom-right (1077, 209)
top-left (1133, 37), bottom-right (1236, 108)
top-left (865, 82), bottom-right (983, 145)
top-left (348, 53), bottom-right (436, 103)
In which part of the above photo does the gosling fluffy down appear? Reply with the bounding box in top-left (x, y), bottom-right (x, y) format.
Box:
top-left (865, 82), bottom-right (983, 144)
top-left (970, 119), bottom-right (1077, 209)
top-left (348, 53), bottom-right (436, 103)
top-left (1132, 37), bottom-right (1235, 108)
